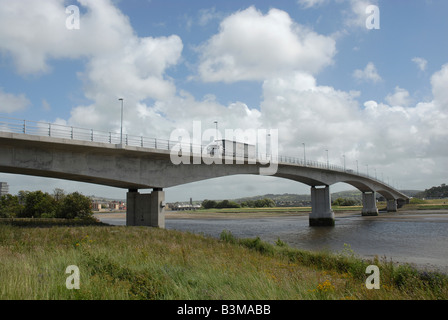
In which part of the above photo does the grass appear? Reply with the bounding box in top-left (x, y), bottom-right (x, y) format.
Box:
top-left (0, 219), bottom-right (447, 300)
top-left (403, 199), bottom-right (448, 211)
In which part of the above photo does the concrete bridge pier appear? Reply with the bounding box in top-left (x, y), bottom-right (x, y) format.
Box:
top-left (126, 188), bottom-right (166, 228)
top-left (362, 191), bottom-right (379, 216)
top-left (387, 199), bottom-right (398, 212)
top-left (310, 186), bottom-right (335, 226)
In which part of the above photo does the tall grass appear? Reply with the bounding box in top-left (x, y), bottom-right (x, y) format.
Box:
top-left (0, 220), bottom-right (447, 300)
top-left (219, 230), bottom-right (448, 299)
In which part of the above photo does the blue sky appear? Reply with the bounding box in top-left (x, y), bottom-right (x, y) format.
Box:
top-left (0, 0), bottom-right (447, 201)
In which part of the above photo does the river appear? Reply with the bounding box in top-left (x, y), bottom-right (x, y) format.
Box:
top-left (97, 210), bottom-right (448, 274)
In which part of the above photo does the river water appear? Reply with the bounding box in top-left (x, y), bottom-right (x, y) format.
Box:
top-left (98, 211), bottom-right (448, 274)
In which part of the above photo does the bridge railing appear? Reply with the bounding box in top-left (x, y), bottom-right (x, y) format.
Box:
top-left (0, 116), bottom-right (395, 189)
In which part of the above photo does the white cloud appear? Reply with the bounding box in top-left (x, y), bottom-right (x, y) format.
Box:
top-left (431, 63), bottom-right (448, 109)
top-left (298, 0), bottom-right (328, 9)
top-left (0, 0), bottom-right (264, 143)
top-left (412, 57), bottom-right (427, 72)
top-left (198, 6), bottom-right (336, 82)
top-left (0, 0), bottom-right (183, 135)
top-left (198, 7), bottom-right (223, 26)
top-left (353, 62), bottom-right (382, 83)
top-left (360, 64), bottom-right (448, 166)
top-left (0, 0), bottom-right (183, 128)
top-left (385, 86), bottom-right (411, 107)
top-left (0, 88), bottom-right (30, 113)
top-left (0, 0), bottom-right (136, 74)
top-left (257, 62), bottom-right (448, 188)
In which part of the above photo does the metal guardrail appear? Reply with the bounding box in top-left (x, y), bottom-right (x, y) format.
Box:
top-left (0, 115), bottom-right (397, 189)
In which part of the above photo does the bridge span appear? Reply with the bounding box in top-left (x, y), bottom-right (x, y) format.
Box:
top-left (0, 117), bottom-right (409, 227)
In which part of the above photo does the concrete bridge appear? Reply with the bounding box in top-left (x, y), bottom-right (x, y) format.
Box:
top-left (0, 117), bottom-right (409, 227)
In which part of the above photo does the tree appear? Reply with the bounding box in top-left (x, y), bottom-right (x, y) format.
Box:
top-left (0, 194), bottom-right (23, 218)
top-left (202, 199), bottom-right (217, 209)
top-left (332, 198), bottom-right (357, 206)
top-left (56, 192), bottom-right (93, 219)
top-left (240, 200), bottom-right (255, 208)
top-left (19, 190), bottom-right (57, 218)
top-left (53, 188), bottom-right (66, 202)
top-left (416, 184), bottom-right (448, 199)
top-left (241, 198), bottom-right (275, 208)
top-left (17, 190), bottom-right (29, 206)
top-left (254, 198), bottom-right (275, 208)
top-left (215, 200), bottom-right (240, 209)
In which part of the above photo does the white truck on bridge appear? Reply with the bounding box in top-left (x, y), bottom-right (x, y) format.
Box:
top-left (207, 139), bottom-right (256, 159)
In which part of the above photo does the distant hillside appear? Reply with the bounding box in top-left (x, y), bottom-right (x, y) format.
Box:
top-left (234, 193), bottom-right (310, 203)
top-left (230, 189), bottom-right (421, 207)
top-left (400, 190), bottom-right (423, 197)
top-left (176, 189), bottom-right (421, 207)
top-left (415, 184), bottom-right (448, 199)
top-left (233, 193), bottom-right (310, 207)
top-left (234, 191), bottom-right (361, 201)
top-left (232, 191), bottom-right (364, 207)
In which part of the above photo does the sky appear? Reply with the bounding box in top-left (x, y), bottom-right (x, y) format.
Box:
top-left (0, 0), bottom-right (447, 202)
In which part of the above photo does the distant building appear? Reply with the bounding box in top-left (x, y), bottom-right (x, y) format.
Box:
top-left (0, 182), bottom-right (9, 196)
top-left (91, 199), bottom-right (126, 212)
top-left (169, 202), bottom-right (201, 211)
top-left (92, 202), bottom-right (102, 211)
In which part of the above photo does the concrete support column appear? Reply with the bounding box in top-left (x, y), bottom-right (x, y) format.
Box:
top-left (387, 199), bottom-right (398, 212)
top-left (362, 191), bottom-right (379, 216)
top-left (150, 188), bottom-right (166, 228)
top-left (126, 188), bottom-right (166, 228)
top-left (310, 186), bottom-right (335, 226)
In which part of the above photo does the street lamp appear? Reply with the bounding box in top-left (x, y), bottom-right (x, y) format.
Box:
top-left (119, 98), bottom-right (124, 145)
top-left (267, 133), bottom-right (271, 158)
top-left (302, 143), bottom-right (306, 166)
top-left (343, 154), bottom-right (346, 172)
top-left (356, 160), bottom-right (359, 174)
top-left (214, 120), bottom-right (218, 142)
top-left (325, 149), bottom-right (329, 168)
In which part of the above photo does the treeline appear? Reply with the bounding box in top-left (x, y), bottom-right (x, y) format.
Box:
top-left (201, 198), bottom-right (275, 209)
top-left (0, 189), bottom-right (93, 219)
top-left (332, 197), bottom-right (360, 206)
top-left (415, 184), bottom-right (448, 199)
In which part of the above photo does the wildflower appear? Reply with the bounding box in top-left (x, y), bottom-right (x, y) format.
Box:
top-left (317, 280), bottom-right (335, 292)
